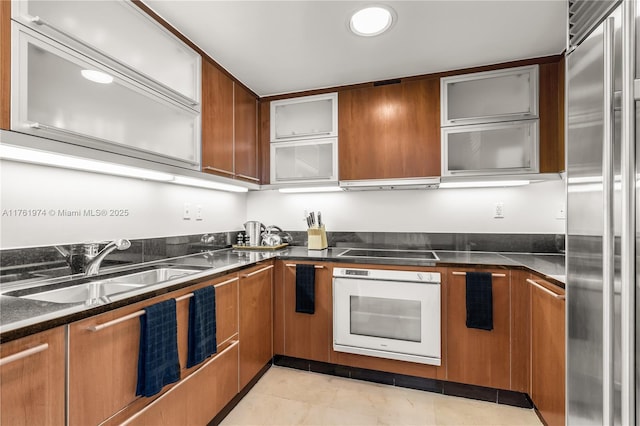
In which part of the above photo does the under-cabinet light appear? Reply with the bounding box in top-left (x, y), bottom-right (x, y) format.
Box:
top-left (0, 144), bottom-right (174, 182)
top-left (81, 69), bottom-right (114, 84)
top-left (278, 186), bottom-right (343, 193)
top-left (439, 180), bottom-right (531, 189)
top-left (172, 176), bottom-right (248, 193)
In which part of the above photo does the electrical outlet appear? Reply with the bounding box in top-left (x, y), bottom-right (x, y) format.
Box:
top-left (196, 205), bottom-right (203, 221)
top-left (183, 203), bottom-right (192, 220)
top-left (494, 202), bottom-right (504, 218)
top-left (556, 207), bottom-right (566, 220)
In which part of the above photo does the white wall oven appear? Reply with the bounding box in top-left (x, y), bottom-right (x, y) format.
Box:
top-left (333, 267), bottom-right (441, 366)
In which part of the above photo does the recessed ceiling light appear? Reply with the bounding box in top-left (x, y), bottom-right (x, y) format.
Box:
top-left (349, 5), bottom-right (395, 37)
top-left (81, 69), bottom-right (114, 84)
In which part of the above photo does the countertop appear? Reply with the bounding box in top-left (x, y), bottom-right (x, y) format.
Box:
top-left (0, 246), bottom-right (565, 342)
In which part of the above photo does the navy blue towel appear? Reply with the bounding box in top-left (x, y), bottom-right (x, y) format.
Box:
top-left (136, 299), bottom-right (180, 397)
top-left (187, 286), bottom-right (217, 368)
top-left (466, 272), bottom-right (494, 331)
top-left (295, 264), bottom-right (315, 314)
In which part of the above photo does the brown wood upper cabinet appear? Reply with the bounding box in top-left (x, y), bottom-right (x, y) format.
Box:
top-left (339, 78), bottom-right (441, 181)
top-left (0, 326), bottom-right (65, 426)
top-left (202, 59), bottom-right (259, 183)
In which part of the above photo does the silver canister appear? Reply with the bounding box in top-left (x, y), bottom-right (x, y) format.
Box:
top-left (243, 221), bottom-right (265, 247)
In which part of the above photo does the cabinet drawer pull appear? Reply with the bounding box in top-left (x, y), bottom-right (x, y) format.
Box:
top-left (88, 310), bottom-right (145, 332)
top-left (235, 174), bottom-right (260, 182)
top-left (214, 277), bottom-right (239, 288)
top-left (0, 343), bottom-right (49, 366)
top-left (452, 271), bottom-right (506, 278)
top-left (27, 15), bottom-right (199, 109)
top-left (285, 263), bottom-right (325, 269)
top-left (526, 279), bottom-right (565, 300)
top-left (203, 166), bottom-right (235, 176)
top-left (242, 264), bottom-right (274, 277)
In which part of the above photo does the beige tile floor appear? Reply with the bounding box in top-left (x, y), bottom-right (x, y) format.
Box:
top-left (221, 366), bottom-right (543, 426)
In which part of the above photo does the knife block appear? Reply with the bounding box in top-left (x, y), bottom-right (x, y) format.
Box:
top-left (307, 226), bottom-right (328, 250)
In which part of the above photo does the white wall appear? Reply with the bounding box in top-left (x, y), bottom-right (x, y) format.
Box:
top-left (0, 161), bottom-right (247, 249)
top-left (246, 180), bottom-right (566, 234)
top-left (0, 160), bottom-right (566, 249)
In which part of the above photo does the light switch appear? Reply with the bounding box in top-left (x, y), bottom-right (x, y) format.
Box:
top-left (183, 203), bottom-right (192, 220)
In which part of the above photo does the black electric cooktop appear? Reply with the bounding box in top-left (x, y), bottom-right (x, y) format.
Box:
top-left (337, 249), bottom-right (439, 261)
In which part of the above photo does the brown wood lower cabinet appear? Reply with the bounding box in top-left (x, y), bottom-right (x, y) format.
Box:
top-left (239, 262), bottom-right (274, 389)
top-left (125, 341), bottom-right (239, 426)
top-left (274, 261), bottom-right (332, 362)
top-left (0, 326), bottom-right (65, 426)
top-left (69, 273), bottom-right (239, 426)
top-left (446, 268), bottom-right (511, 389)
top-left (530, 277), bottom-right (566, 426)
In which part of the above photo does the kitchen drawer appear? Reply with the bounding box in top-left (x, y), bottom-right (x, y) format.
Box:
top-left (0, 326), bottom-right (65, 426)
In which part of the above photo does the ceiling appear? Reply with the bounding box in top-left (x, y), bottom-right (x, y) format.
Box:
top-left (142, 1), bottom-right (567, 98)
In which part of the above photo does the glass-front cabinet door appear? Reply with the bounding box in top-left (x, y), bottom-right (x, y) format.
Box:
top-left (441, 65), bottom-right (538, 126)
top-left (11, 24), bottom-right (200, 169)
top-left (270, 138), bottom-right (337, 183)
top-left (441, 120), bottom-right (539, 176)
top-left (12, 0), bottom-right (201, 107)
top-left (270, 93), bottom-right (338, 141)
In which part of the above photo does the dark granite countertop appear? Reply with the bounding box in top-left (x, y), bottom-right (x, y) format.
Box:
top-left (0, 246), bottom-right (564, 343)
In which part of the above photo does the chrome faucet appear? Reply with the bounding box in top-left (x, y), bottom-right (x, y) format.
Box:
top-left (84, 239), bottom-right (131, 276)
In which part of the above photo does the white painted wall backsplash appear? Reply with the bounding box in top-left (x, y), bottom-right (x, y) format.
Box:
top-left (246, 180), bottom-right (566, 234)
top-left (0, 159), bottom-right (566, 249)
top-left (0, 161), bottom-right (247, 249)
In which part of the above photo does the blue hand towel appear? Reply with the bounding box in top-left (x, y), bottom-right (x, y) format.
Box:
top-left (187, 286), bottom-right (217, 368)
top-left (466, 272), bottom-right (494, 331)
top-left (136, 299), bottom-right (180, 397)
top-left (295, 264), bottom-right (315, 314)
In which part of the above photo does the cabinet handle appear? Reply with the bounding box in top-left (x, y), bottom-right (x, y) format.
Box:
top-left (285, 263), bottom-right (325, 269)
top-left (88, 310), bottom-right (145, 332)
top-left (203, 166), bottom-right (235, 176)
top-left (452, 271), bottom-right (506, 278)
top-left (214, 277), bottom-right (239, 288)
top-left (526, 279), bottom-right (565, 300)
top-left (0, 343), bottom-right (49, 366)
top-left (28, 123), bottom-right (199, 166)
top-left (27, 15), bottom-right (199, 109)
top-left (241, 264), bottom-right (274, 278)
top-left (235, 174), bottom-right (260, 182)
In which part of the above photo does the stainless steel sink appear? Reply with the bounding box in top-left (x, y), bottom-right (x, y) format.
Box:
top-left (7, 266), bottom-right (204, 304)
top-left (20, 282), bottom-right (145, 303)
top-left (102, 267), bottom-right (199, 285)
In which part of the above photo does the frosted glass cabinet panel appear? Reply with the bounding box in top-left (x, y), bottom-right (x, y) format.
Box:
top-left (441, 65), bottom-right (538, 126)
top-left (442, 120), bottom-right (538, 176)
top-left (270, 138), bottom-right (337, 183)
top-left (12, 25), bottom-right (200, 168)
top-left (270, 93), bottom-right (337, 141)
top-left (12, 0), bottom-right (201, 107)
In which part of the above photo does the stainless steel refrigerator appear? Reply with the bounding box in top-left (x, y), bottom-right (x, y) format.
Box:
top-left (566, 1), bottom-right (637, 424)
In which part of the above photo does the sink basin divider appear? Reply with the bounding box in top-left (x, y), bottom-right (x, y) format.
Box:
top-left (86, 276), bottom-right (240, 332)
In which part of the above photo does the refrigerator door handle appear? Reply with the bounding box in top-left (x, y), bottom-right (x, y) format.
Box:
top-left (602, 16), bottom-right (615, 426)
top-left (621, 1), bottom-right (637, 424)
